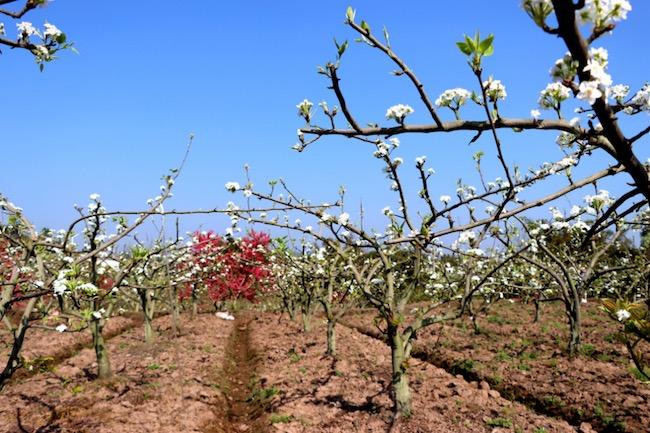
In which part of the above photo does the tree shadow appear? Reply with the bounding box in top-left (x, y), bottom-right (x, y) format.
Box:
top-left (16, 393), bottom-right (59, 433)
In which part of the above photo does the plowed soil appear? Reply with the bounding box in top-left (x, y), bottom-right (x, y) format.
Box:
top-left (342, 300), bottom-right (650, 433)
top-left (2, 304), bottom-right (645, 433)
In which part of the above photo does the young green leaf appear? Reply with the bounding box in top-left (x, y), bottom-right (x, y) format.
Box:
top-left (456, 41), bottom-right (472, 55)
top-left (346, 6), bottom-right (356, 23)
top-left (479, 34), bottom-right (494, 56)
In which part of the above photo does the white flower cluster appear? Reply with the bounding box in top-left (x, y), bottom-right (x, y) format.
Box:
top-left (385, 104), bottom-right (414, 124)
top-left (458, 230), bottom-right (476, 244)
top-left (296, 99), bottom-right (313, 123)
top-left (225, 181), bottom-right (240, 192)
top-left (550, 52), bottom-right (579, 82)
top-left (373, 138), bottom-right (400, 158)
top-left (631, 84), bottom-right (650, 112)
top-left (15, 21), bottom-right (65, 63)
top-left (538, 82), bottom-right (571, 110)
top-left (435, 88), bottom-right (472, 110)
top-left (615, 308), bottom-right (631, 322)
top-left (576, 47), bottom-right (614, 105)
top-left (482, 77), bottom-right (507, 102)
top-left (584, 189), bottom-right (614, 213)
top-left (538, 156), bottom-right (578, 175)
top-left (578, 0), bottom-right (632, 26)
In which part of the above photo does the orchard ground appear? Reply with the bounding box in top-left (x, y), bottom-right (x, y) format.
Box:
top-left (1, 299), bottom-right (648, 433)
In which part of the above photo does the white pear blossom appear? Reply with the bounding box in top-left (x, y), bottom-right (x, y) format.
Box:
top-left (531, 109), bottom-right (541, 120)
top-left (570, 205), bottom-right (582, 216)
top-left (577, 81), bottom-right (603, 105)
top-left (374, 141), bottom-right (390, 158)
top-left (578, 0), bottom-right (632, 25)
top-left (385, 104), bottom-right (414, 123)
top-left (338, 212), bottom-right (350, 225)
top-left (17, 21), bottom-right (38, 38)
top-left (440, 195), bottom-right (451, 204)
top-left (615, 308), bottom-right (631, 322)
top-left (458, 230), bottom-right (476, 244)
top-left (53, 279), bottom-right (67, 295)
top-left (43, 23), bottom-right (62, 38)
top-left (296, 99), bottom-right (313, 122)
top-left (415, 155), bottom-right (427, 166)
top-left (610, 84), bottom-right (629, 101)
top-left (538, 82), bottom-right (571, 109)
top-left (224, 182), bottom-right (240, 192)
top-left (584, 189), bottom-right (614, 211)
top-left (78, 283), bottom-right (99, 296)
top-left (320, 212), bottom-right (333, 223)
top-left (482, 77), bottom-right (507, 101)
top-left (583, 60), bottom-right (612, 87)
top-left (435, 88), bottom-right (472, 109)
top-left (631, 84), bottom-right (650, 112)
top-left (550, 52), bottom-right (578, 81)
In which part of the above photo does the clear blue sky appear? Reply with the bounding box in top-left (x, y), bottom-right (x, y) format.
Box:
top-left (1, 1), bottom-right (649, 237)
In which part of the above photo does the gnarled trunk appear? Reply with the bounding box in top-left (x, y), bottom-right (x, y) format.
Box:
top-left (91, 319), bottom-right (112, 379)
top-left (326, 319), bottom-right (336, 356)
top-left (388, 325), bottom-right (412, 417)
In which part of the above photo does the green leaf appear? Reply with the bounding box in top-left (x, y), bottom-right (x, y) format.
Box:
top-left (360, 20), bottom-right (371, 33)
top-left (479, 34), bottom-right (494, 56)
top-left (346, 6), bottom-right (356, 23)
top-left (334, 38), bottom-right (348, 58)
top-left (456, 41), bottom-right (472, 55)
top-left (465, 35), bottom-right (476, 51)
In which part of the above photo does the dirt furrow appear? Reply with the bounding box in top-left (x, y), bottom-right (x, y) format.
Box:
top-left (203, 314), bottom-right (268, 433)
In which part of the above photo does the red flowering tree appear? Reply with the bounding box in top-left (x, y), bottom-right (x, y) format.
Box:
top-left (182, 230), bottom-right (274, 307)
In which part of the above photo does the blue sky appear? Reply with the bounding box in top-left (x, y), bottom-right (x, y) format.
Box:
top-left (1, 1), bottom-right (649, 237)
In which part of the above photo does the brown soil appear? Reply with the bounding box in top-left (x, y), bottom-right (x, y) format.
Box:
top-left (1, 314), bottom-right (142, 385)
top-left (2, 304), bottom-right (644, 432)
top-left (250, 313), bottom-right (578, 433)
top-left (343, 300), bottom-right (650, 433)
top-left (203, 313), bottom-right (269, 433)
top-left (0, 314), bottom-right (233, 432)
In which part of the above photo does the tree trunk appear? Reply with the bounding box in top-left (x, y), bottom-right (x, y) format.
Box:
top-left (533, 298), bottom-right (541, 323)
top-left (568, 303), bottom-right (581, 357)
top-left (91, 319), bottom-right (112, 379)
top-left (0, 298), bottom-right (36, 389)
top-left (301, 312), bottom-right (311, 333)
top-left (169, 285), bottom-right (181, 336)
top-left (326, 318), bottom-right (336, 356)
top-left (140, 290), bottom-right (156, 343)
top-left (388, 326), bottom-right (412, 417)
top-left (143, 312), bottom-right (155, 343)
